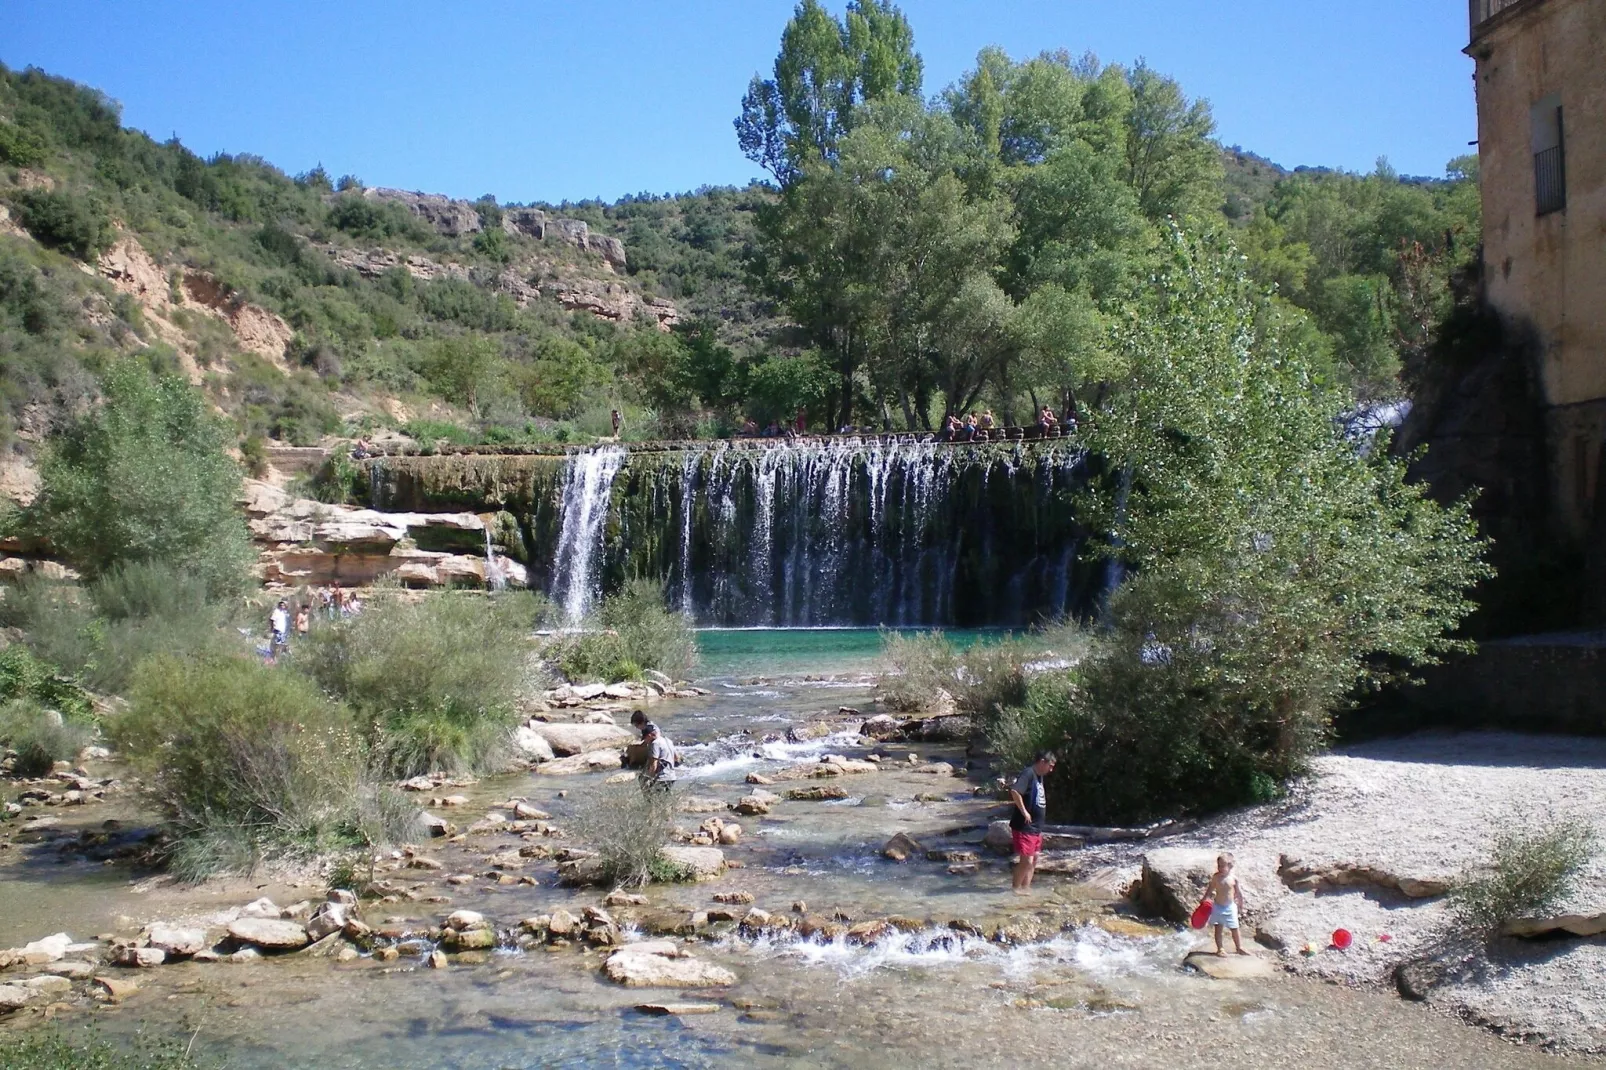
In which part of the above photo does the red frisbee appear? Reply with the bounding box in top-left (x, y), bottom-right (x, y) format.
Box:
top-left (1332, 928), bottom-right (1353, 950)
top-left (1190, 900), bottom-right (1213, 929)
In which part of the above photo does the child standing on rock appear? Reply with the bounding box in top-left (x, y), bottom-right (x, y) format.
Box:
top-left (1206, 852), bottom-right (1248, 955)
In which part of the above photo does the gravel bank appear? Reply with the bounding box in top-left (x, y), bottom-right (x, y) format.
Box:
top-left (1080, 732), bottom-right (1606, 1053)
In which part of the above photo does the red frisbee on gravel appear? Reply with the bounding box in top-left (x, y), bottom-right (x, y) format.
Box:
top-left (1332, 928), bottom-right (1353, 950)
top-left (1190, 900), bottom-right (1213, 929)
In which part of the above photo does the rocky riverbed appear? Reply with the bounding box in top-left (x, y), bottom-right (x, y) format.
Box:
top-left (1, 655), bottom-right (1603, 1066)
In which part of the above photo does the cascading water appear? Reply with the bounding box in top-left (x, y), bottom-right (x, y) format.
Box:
top-left (550, 446), bottom-right (626, 622)
top-left (535, 438), bottom-right (1095, 628)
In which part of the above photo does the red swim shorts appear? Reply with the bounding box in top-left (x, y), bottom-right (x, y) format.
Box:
top-left (1012, 830), bottom-right (1042, 857)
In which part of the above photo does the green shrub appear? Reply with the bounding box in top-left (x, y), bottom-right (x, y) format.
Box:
top-left (875, 630), bottom-right (961, 713)
top-left (31, 361), bottom-right (253, 597)
top-left (112, 654), bottom-right (381, 878)
top-left (548, 579), bottom-right (697, 683)
top-left (0, 119), bottom-right (49, 167)
top-left (570, 782), bottom-right (683, 888)
top-left (0, 643), bottom-right (94, 722)
top-left (2, 567), bottom-right (241, 696)
top-left (1450, 820), bottom-right (1599, 939)
top-left (298, 590), bottom-right (539, 778)
top-left (0, 700), bottom-right (92, 778)
top-left (8, 188), bottom-right (113, 260)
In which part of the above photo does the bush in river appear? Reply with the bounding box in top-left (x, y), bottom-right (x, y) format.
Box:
top-left (298, 589), bottom-right (541, 778)
top-left (549, 579), bottom-right (698, 684)
top-left (0, 700), bottom-right (92, 778)
top-left (569, 782), bottom-right (687, 888)
top-left (1450, 820), bottom-right (1599, 940)
top-left (112, 654), bottom-right (409, 880)
top-left (875, 629), bottom-right (1038, 717)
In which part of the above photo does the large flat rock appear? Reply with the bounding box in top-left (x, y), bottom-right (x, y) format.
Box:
top-left (1184, 950), bottom-right (1277, 980)
top-left (227, 918), bottom-right (310, 951)
top-left (528, 722), bottom-right (634, 757)
top-left (603, 945), bottom-right (736, 988)
top-left (660, 846), bottom-right (725, 879)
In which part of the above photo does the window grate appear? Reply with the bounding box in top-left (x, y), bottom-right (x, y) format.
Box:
top-left (1535, 143), bottom-right (1566, 215)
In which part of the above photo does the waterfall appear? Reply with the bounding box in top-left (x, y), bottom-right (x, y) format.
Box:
top-left (482, 525), bottom-right (506, 593)
top-left (550, 446), bottom-right (626, 623)
top-left (415, 438), bottom-right (1101, 628)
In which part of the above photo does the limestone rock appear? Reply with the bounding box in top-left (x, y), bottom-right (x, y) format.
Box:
top-left (445, 910), bottom-right (488, 931)
top-left (602, 944), bottom-right (737, 988)
top-left (146, 924), bottom-right (207, 958)
top-left (527, 722), bottom-right (634, 756)
top-left (239, 898), bottom-right (282, 919)
top-left (112, 945), bottom-right (166, 968)
top-left (362, 188), bottom-right (482, 237)
top-left (1504, 912), bottom-right (1606, 938)
top-left (0, 984), bottom-right (39, 1012)
top-left (733, 794), bottom-right (773, 816)
top-left (660, 846), bottom-right (726, 880)
top-left (984, 820), bottom-right (1015, 856)
top-left (681, 796), bottom-right (729, 814)
top-left (227, 918), bottom-right (311, 951)
top-left (94, 975), bottom-right (138, 1002)
top-left (1184, 949), bottom-right (1277, 980)
top-left (1133, 849), bottom-right (1220, 924)
top-left (12, 933), bottom-right (72, 965)
top-left (513, 726), bottom-right (556, 762)
top-left (913, 762), bottom-right (955, 776)
top-left (882, 832), bottom-right (926, 862)
top-left (787, 785), bottom-right (849, 802)
top-left (636, 1001), bottom-right (721, 1015)
top-left (538, 751), bottom-right (624, 776)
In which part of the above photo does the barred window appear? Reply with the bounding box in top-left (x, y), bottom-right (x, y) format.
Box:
top-left (1531, 95), bottom-right (1566, 216)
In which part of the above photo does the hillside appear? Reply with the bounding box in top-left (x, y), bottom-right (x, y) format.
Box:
top-left (0, 59), bottom-right (1481, 496)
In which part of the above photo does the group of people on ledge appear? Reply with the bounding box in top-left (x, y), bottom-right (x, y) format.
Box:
top-left (264, 584), bottom-right (364, 662)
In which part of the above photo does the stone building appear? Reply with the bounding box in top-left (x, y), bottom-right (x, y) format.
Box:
top-left (1467, 0), bottom-right (1606, 542)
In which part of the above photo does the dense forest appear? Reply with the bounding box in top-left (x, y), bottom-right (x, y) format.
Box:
top-left (1, 0), bottom-right (1479, 457)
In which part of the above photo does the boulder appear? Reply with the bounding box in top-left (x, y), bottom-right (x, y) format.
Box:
top-left (660, 846), bottom-right (726, 880)
top-left (1133, 849), bottom-right (1220, 924)
top-left (445, 910), bottom-right (488, 931)
top-left (94, 975), bottom-right (139, 1002)
top-left (512, 801), bottom-right (551, 820)
top-left (444, 928), bottom-right (497, 950)
top-left (733, 794), bottom-right (773, 816)
top-left (513, 726), bottom-right (556, 762)
top-left (420, 812), bottom-right (451, 838)
top-left (913, 762), bottom-right (955, 776)
top-left (718, 824), bottom-right (742, 845)
top-left (528, 722), bottom-right (634, 756)
top-left (305, 903), bottom-right (350, 941)
top-left (859, 714), bottom-right (904, 741)
top-left (983, 820), bottom-right (1015, 856)
top-left (602, 944), bottom-right (737, 988)
top-left (239, 897), bottom-right (282, 919)
top-left (557, 856), bottom-right (608, 886)
top-left (681, 796), bottom-right (729, 814)
top-left (12, 933), bottom-right (73, 965)
top-left (146, 924), bottom-right (207, 958)
top-left (882, 832), bottom-right (926, 862)
top-left (713, 891), bottom-right (755, 905)
top-left (226, 918), bottom-right (311, 951)
top-left (0, 984), bottom-right (39, 1012)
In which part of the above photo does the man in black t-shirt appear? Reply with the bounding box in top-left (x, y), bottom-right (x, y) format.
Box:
top-left (1008, 752), bottom-right (1056, 894)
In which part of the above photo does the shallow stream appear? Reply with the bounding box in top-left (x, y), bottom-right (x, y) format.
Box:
top-left (0, 630), bottom-right (1590, 1068)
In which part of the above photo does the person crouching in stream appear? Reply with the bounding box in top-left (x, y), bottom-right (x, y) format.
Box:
top-left (1008, 752), bottom-right (1055, 894)
top-left (638, 721), bottom-right (678, 794)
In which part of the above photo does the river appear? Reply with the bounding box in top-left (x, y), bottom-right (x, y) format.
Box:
top-left (0, 630), bottom-right (1589, 1068)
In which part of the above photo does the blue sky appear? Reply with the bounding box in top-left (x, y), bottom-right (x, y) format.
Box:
top-left (4, 1), bottom-right (1476, 205)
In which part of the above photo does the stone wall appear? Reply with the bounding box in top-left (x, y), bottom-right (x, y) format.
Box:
top-left (1382, 632), bottom-right (1606, 736)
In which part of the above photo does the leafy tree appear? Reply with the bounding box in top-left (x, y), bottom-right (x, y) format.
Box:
top-left (999, 231), bottom-right (1490, 820)
top-left (418, 334), bottom-right (503, 414)
top-left (736, 0), bottom-right (922, 185)
top-left (8, 187), bottom-right (114, 260)
top-left (1121, 61), bottom-right (1223, 221)
top-left (31, 361), bottom-right (252, 596)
